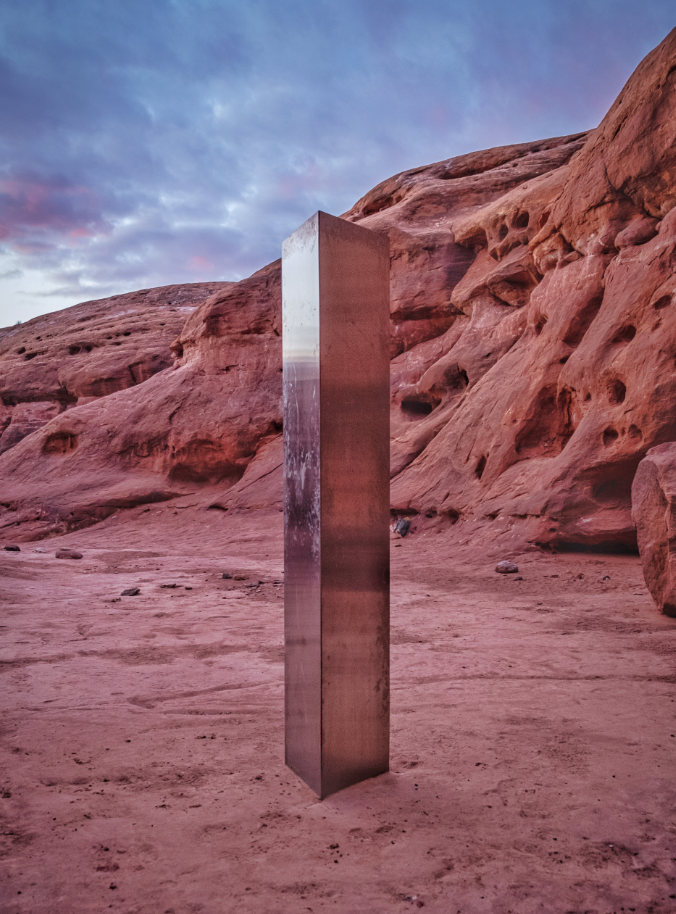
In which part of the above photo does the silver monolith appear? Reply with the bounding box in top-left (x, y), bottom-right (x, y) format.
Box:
top-left (282, 211), bottom-right (390, 798)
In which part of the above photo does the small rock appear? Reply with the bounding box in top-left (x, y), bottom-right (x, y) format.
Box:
top-left (602, 575), bottom-right (611, 581)
top-left (496, 560), bottom-right (519, 574)
top-left (393, 517), bottom-right (411, 538)
top-left (3, 545), bottom-right (20, 552)
top-left (121, 587), bottom-right (140, 596)
top-left (514, 576), bottom-right (523, 581)
top-left (160, 583), bottom-right (178, 589)
top-left (185, 586), bottom-right (193, 590)
top-left (222, 573), bottom-right (232, 579)
top-left (233, 574), bottom-right (247, 581)
top-left (33, 547), bottom-right (46, 553)
top-left (56, 548), bottom-right (83, 560)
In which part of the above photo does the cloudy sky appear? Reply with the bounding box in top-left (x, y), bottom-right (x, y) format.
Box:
top-left (0, 1), bottom-right (673, 327)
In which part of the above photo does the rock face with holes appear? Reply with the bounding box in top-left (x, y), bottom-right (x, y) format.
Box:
top-left (0, 282), bottom-right (232, 455)
top-left (369, 27), bottom-right (676, 552)
top-left (0, 273), bottom-right (284, 536)
top-left (2, 28), bottom-right (676, 551)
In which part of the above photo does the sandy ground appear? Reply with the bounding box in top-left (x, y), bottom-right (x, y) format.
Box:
top-left (1, 504), bottom-right (676, 914)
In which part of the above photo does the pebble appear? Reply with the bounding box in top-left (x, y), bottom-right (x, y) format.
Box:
top-left (3, 545), bottom-right (20, 552)
top-left (56, 548), bottom-right (83, 560)
top-left (33, 547), bottom-right (46, 553)
top-left (160, 583), bottom-right (178, 588)
top-left (121, 587), bottom-right (140, 596)
top-left (393, 517), bottom-right (411, 538)
top-left (496, 560), bottom-right (518, 574)
top-left (222, 573), bottom-right (233, 579)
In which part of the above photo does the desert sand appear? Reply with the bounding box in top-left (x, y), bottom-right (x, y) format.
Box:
top-left (2, 506), bottom-right (675, 914)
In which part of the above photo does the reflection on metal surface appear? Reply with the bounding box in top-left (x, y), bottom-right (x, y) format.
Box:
top-left (283, 211), bottom-right (390, 799)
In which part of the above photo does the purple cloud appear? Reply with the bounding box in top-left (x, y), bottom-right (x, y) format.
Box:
top-left (0, 0), bottom-right (673, 324)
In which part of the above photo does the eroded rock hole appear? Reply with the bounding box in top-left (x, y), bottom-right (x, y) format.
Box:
top-left (24, 352), bottom-right (37, 361)
top-left (607, 379), bottom-right (626, 404)
top-left (43, 432), bottom-right (78, 456)
top-left (475, 455), bottom-right (487, 479)
top-left (611, 324), bottom-right (636, 344)
top-left (498, 224), bottom-right (508, 240)
top-left (442, 365), bottom-right (470, 391)
top-left (16, 347), bottom-right (25, 355)
top-left (534, 316), bottom-right (547, 335)
top-left (401, 398), bottom-right (434, 418)
top-left (515, 386), bottom-right (577, 458)
top-left (563, 292), bottom-right (603, 347)
top-left (69, 345), bottom-right (81, 355)
top-left (653, 295), bottom-right (672, 311)
top-left (514, 211), bottom-right (529, 229)
top-left (602, 427), bottom-right (619, 447)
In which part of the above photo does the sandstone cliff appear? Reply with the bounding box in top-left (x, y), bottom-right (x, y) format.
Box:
top-left (2, 28), bottom-right (676, 549)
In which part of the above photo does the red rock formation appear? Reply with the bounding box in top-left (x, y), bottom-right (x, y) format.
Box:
top-left (2, 28), bottom-right (676, 550)
top-left (377, 28), bottom-right (676, 552)
top-left (0, 282), bottom-right (232, 454)
top-left (0, 267), bottom-right (283, 538)
top-left (632, 443), bottom-right (676, 616)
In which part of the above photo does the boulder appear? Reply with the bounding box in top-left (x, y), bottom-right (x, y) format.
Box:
top-left (55, 548), bottom-right (83, 560)
top-left (632, 443), bottom-right (676, 616)
top-left (496, 561), bottom-right (519, 574)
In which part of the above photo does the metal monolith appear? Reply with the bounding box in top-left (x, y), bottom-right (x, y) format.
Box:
top-left (283, 211), bottom-right (390, 798)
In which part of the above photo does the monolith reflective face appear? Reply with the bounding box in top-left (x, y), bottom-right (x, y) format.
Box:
top-left (283, 211), bottom-right (390, 799)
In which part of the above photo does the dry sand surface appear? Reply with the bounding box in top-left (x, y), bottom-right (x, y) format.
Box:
top-left (2, 505), bottom-right (676, 914)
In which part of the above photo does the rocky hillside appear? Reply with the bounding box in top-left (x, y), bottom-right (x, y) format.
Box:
top-left (2, 27), bottom-right (676, 549)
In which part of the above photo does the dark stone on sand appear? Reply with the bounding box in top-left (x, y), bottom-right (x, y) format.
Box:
top-left (56, 548), bottom-right (83, 560)
top-left (394, 517), bottom-right (411, 537)
top-left (4, 545), bottom-right (20, 552)
top-left (121, 587), bottom-right (140, 596)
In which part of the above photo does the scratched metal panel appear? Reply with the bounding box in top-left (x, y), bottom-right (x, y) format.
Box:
top-left (283, 211), bottom-right (390, 799)
top-left (282, 213), bottom-right (322, 795)
top-left (318, 213), bottom-right (390, 797)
